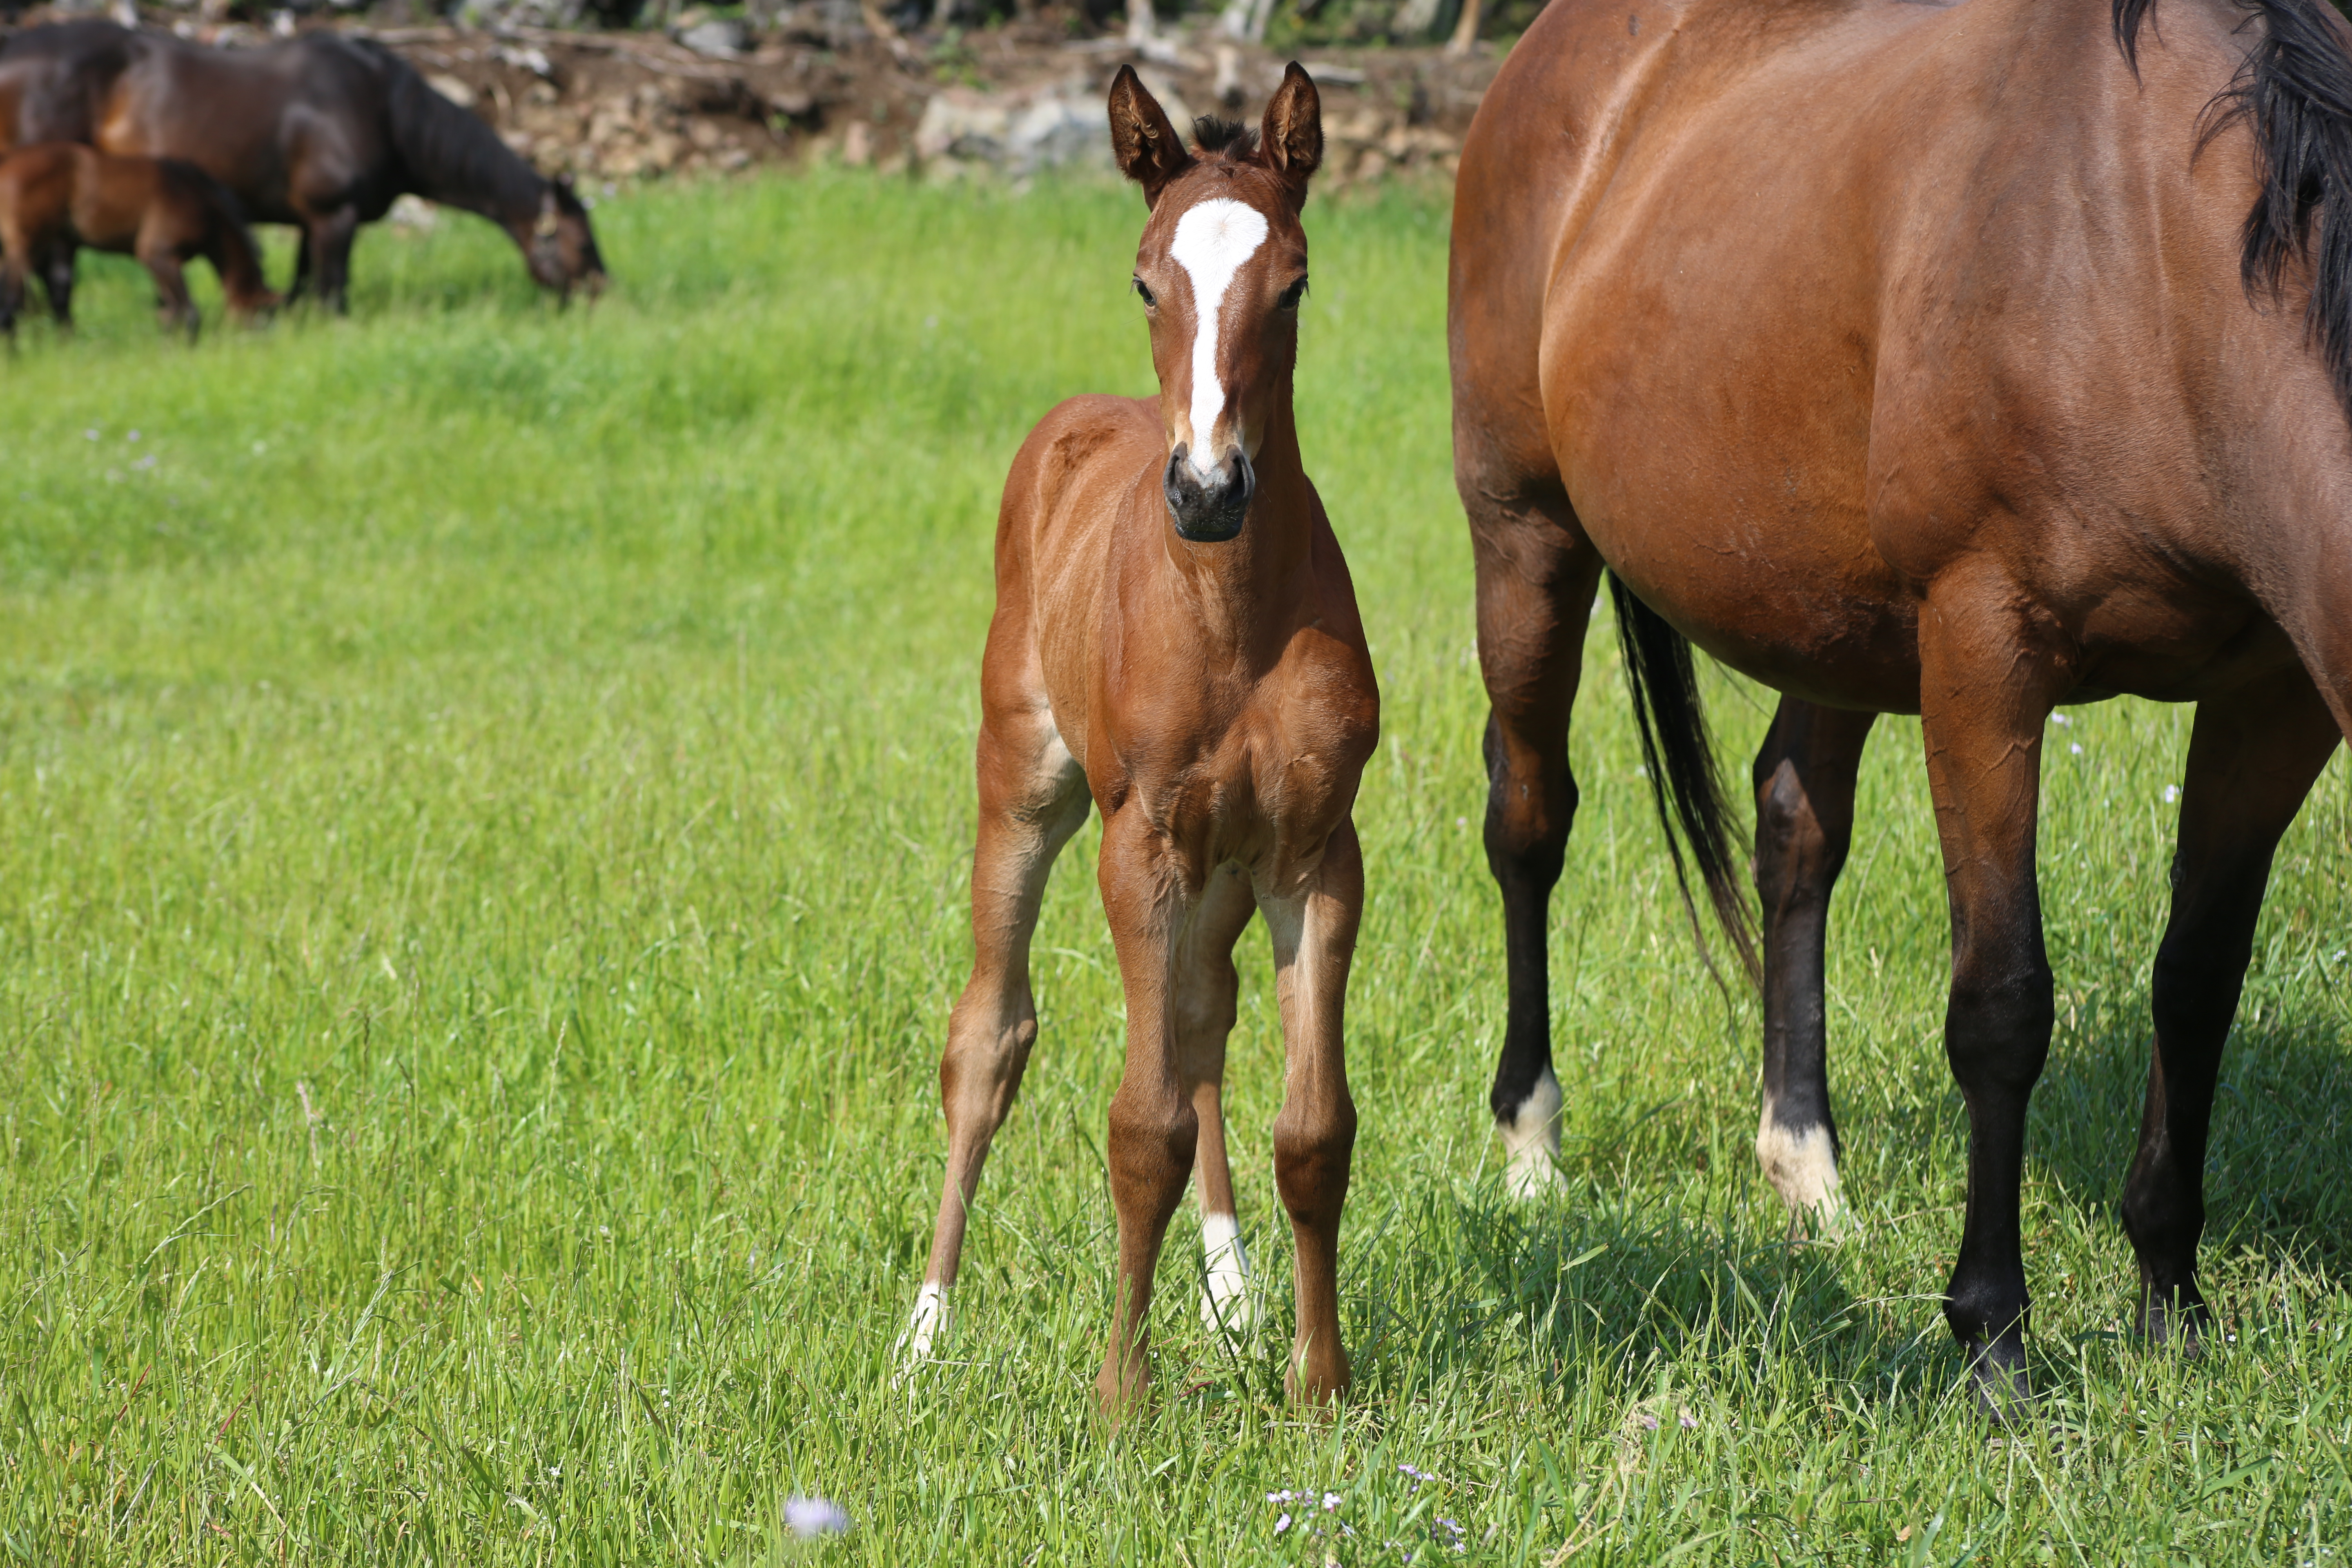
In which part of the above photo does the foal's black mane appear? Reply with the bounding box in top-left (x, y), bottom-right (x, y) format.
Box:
top-left (353, 37), bottom-right (548, 223)
top-left (1191, 116), bottom-right (1261, 157)
top-left (2118, 0), bottom-right (2352, 413)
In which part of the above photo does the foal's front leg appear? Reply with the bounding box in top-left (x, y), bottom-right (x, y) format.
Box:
top-left (1095, 804), bottom-right (1201, 1416)
top-left (1261, 818), bottom-right (1363, 1404)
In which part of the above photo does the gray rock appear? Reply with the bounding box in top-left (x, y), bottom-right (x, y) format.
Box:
top-left (678, 17), bottom-right (748, 56)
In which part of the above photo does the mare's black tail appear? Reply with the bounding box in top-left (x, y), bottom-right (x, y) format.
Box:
top-left (2118, 0), bottom-right (2352, 414)
top-left (1607, 571), bottom-right (1760, 991)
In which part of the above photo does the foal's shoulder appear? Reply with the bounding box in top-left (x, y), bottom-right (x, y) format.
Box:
top-left (1013, 394), bottom-right (1160, 486)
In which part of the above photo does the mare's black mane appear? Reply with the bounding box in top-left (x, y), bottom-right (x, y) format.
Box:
top-left (2118, 0), bottom-right (2352, 413)
top-left (354, 37), bottom-right (547, 220)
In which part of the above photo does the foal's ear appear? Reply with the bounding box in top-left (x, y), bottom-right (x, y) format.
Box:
top-left (1258, 61), bottom-right (1323, 206)
top-left (1109, 65), bottom-right (1190, 209)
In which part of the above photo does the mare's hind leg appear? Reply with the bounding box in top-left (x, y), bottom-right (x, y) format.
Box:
top-left (1751, 698), bottom-right (1876, 1236)
top-left (1174, 864), bottom-right (1259, 1339)
top-left (1467, 471), bottom-right (1604, 1196)
top-left (2120, 666), bottom-right (2338, 1347)
top-left (307, 208), bottom-right (360, 315)
top-left (900, 690), bottom-right (1089, 1364)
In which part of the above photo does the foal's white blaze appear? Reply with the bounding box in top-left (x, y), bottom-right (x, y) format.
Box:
top-left (898, 1281), bottom-right (944, 1364)
top-left (1199, 1211), bottom-right (1256, 1335)
top-left (1499, 1064), bottom-right (1564, 1198)
top-left (1756, 1101), bottom-right (1848, 1239)
top-left (1168, 198), bottom-right (1271, 483)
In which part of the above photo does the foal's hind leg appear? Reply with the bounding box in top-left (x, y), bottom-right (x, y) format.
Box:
top-left (139, 244), bottom-right (197, 340)
top-left (901, 695), bottom-right (1089, 1365)
top-left (2120, 667), bottom-right (2338, 1348)
top-left (1466, 470), bottom-right (1604, 1196)
top-left (1751, 698), bottom-right (1876, 1236)
top-left (1174, 864), bottom-right (1259, 1339)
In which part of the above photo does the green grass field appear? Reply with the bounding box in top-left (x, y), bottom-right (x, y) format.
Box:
top-left (0, 170), bottom-right (2348, 1565)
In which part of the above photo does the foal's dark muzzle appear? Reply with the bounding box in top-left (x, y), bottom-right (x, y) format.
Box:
top-left (1163, 443), bottom-right (1254, 543)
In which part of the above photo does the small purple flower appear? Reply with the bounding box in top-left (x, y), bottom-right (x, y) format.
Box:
top-left (1679, 1411), bottom-right (1698, 1429)
top-left (1637, 1412), bottom-right (1659, 1431)
top-left (1274, 1512), bottom-right (1294, 1534)
top-left (784, 1496), bottom-right (849, 1538)
top-left (1323, 1492), bottom-right (1342, 1511)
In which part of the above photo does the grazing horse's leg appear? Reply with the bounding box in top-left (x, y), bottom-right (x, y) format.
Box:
top-left (1751, 698), bottom-right (1877, 1236)
top-left (0, 248), bottom-right (21, 341)
top-left (1915, 568), bottom-right (2067, 1410)
top-left (139, 246), bottom-right (196, 340)
top-left (2120, 667), bottom-right (2339, 1347)
top-left (1094, 804), bottom-right (1203, 1416)
top-left (1260, 818), bottom-right (1363, 1404)
top-left (307, 209), bottom-right (360, 315)
top-left (901, 699), bottom-right (1089, 1365)
top-left (1468, 482), bottom-right (1603, 1196)
top-left (1173, 863), bottom-right (1260, 1339)
top-left (288, 227), bottom-right (313, 304)
top-left (38, 243), bottom-right (73, 327)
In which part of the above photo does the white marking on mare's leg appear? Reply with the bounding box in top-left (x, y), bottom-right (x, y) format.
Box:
top-left (1755, 1100), bottom-right (1847, 1239)
top-left (1168, 198), bottom-right (1270, 481)
top-left (1498, 1065), bottom-right (1564, 1198)
top-left (1199, 1212), bottom-right (1255, 1336)
top-left (897, 1281), bottom-right (944, 1365)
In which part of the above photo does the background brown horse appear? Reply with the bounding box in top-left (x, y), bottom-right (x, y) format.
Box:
top-left (0, 21), bottom-right (604, 312)
top-left (0, 142), bottom-right (276, 337)
top-left (1453, 0), bottom-right (2350, 1410)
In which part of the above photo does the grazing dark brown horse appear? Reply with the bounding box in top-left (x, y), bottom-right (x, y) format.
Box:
top-left (0, 22), bottom-right (604, 312)
top-left (900, 64), bottom-right (1377, 1415)
top-left (0, 142), bottom-right (276, 337)
top-left (1453, 0), bottom-right (2351, 1407)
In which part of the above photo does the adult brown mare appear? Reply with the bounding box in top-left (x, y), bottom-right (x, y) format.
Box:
top-left (0, 142), bottom-right (277, 337)
top-left (900, 64), bottom-right (1377, 1414)
top-left (0, 22), bottom-right (604, 312)
top-left (1453, 0), bottom-right (2351, 1406)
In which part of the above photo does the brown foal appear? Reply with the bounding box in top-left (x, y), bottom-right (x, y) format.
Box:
top-left (0, 142), bottom-right (276, 338)
top-left (902, 63), bottom-right (1377, 1414)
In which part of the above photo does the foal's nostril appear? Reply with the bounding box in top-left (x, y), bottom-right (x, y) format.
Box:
top-left (1162, 443), bottom-right (1255, 543)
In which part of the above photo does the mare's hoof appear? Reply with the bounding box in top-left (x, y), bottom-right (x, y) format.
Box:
top-left (2136, 1292), bottom-right (2208, 1358)
top-left (1963, 1340), bottom-right (2033, 1424)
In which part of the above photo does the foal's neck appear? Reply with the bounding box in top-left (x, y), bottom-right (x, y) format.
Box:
top-left (1158, 397), bottom-right (1314, 646)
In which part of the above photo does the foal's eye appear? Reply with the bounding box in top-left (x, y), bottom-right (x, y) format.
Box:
top-left (1132, 278), bottom-right (1156, 309)
top-left (1277, 277), bottom-right (1308, 312)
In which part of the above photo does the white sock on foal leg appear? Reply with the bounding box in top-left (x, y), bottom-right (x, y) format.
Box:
top-left (897, 1281), bottom-right (944, 1364)
top-left (1199, 1212), bottom-right (1255, 1335)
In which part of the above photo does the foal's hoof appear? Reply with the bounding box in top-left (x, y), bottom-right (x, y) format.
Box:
top-left (1285, 1344), bottom-right (1352, 1409)
top-left (1094, 1365), bottom-right (1155, 1428)
top-left (1962, 1340), bottom-right (2033, 1424)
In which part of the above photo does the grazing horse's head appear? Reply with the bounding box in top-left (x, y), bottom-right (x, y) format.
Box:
top-left (1110, 62), bottom-right (1323, 543)
top-left (525, 176), bottom-right (608, 301)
